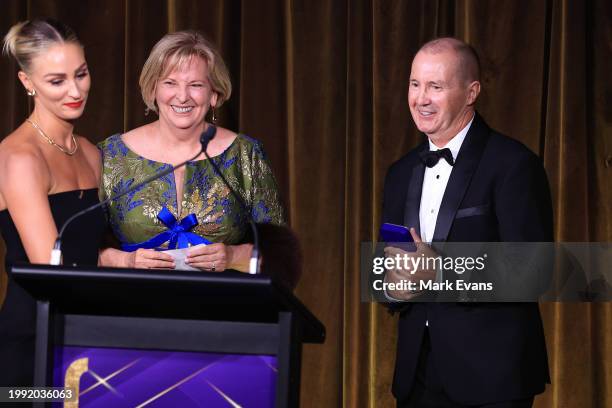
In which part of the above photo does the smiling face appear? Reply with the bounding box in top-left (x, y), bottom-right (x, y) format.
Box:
top-left (408, 49), bottom-right (480, 145)
top-left (18, 43), bottom-right (90, 121)
top-left (155, 56), bottom-right (218, 131)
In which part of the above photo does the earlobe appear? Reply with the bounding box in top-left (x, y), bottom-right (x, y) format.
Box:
top-left (17, 71), bottom-right (33, 94)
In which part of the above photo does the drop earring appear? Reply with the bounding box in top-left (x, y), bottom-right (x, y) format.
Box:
top-left (210, 106), bottom-right (217, 124)
top-left (27, 89), bottom-right (36, 96)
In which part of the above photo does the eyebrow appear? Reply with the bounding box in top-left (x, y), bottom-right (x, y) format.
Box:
top-left (42, 63), bottom-right (88, 78)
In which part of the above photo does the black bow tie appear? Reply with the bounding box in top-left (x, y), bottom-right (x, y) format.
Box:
top-left (419, 148), bottom-right (454, 167)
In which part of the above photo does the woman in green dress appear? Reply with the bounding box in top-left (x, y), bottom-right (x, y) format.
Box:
top-left (99, 31), bottom-right (284, 272)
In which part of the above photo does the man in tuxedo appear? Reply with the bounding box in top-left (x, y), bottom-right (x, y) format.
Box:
top-left (382, 38), bottom-right (553, 407)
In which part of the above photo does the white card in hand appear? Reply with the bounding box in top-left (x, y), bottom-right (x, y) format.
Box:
top-left (163, 247), bottom-right (199, 271)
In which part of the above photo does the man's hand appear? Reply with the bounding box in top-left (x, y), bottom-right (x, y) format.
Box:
top-left (383, 228), bottom-right (438, 300)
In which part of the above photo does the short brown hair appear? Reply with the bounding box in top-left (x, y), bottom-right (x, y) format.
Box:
top-left (419, 37), bottom-right (481, 83)
top-left (139, 30), bottom-right (232, 113)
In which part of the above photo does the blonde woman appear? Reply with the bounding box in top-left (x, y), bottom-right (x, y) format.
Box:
top-left (0, 19), bottom-right (105, 386)
top-left (99, 31), bottom-right (284, 271)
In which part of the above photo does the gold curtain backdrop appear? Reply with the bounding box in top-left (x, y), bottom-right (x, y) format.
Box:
top-left (0, 1), bottom-right (610, 407)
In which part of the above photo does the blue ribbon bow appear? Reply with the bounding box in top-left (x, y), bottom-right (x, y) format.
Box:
top-left (121, 206), bottom-right (211, 252)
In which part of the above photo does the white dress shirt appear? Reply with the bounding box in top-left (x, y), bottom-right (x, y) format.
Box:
top-left (419, 117), bottom-right (473, 326)
top-left (419, 117), bottom-right (473, 243)
top-left (383, 116), bottom-right (474, 310)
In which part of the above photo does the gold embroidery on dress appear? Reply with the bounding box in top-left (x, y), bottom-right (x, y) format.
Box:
top-left (100, 134), bottom-right (284, 247)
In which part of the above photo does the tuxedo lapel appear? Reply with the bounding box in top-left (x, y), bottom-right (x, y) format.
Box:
top-left (432, 114), bottom-right (490, 242)
top-left (403, 144), bottom-right (427, 235)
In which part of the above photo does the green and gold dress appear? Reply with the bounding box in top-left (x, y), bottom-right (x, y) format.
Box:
top-left (98, 133), bottom-right (284, 250)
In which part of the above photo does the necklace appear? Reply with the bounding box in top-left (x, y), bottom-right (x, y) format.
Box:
top-left (26, 119), bottom-right (79, 156)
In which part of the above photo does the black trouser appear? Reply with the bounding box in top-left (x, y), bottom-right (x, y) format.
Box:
top-left (397, 329), bottom-right (534, 408)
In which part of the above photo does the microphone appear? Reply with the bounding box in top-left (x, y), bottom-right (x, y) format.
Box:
top-left (50, 125), bottom-right (217, 265)
top-left (200, 127), bottom-right (260, 275)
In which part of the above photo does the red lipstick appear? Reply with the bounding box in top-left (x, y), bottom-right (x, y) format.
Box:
top-left (64, 101), bottom-right (83, 109)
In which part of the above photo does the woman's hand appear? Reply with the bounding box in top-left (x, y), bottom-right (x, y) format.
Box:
top-left (127, 248), bottom-right (175, 269)
top-left (99, 247), bottom-right (175, 269)
top-left (185, 243), bottom-right (231, 272)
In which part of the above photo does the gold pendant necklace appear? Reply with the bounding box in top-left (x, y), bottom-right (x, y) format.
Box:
top-left (26, 119), bottom-right (79, 156)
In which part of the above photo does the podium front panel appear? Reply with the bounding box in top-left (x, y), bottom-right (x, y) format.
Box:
top-left (51, 346), bottom-right (276, 408)
top-left (47, 314), bottom-right (278, 407)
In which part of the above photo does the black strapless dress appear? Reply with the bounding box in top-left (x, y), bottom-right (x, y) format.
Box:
top-left (0, 188), bottom-right (105, 386)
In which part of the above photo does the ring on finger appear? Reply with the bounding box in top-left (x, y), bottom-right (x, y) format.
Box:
top-left (211, 262), bottom-right (216, 272)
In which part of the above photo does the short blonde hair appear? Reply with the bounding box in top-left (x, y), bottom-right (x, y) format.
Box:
top-left (2, 18), bottom-right (80, 73)
top-left (139, 30), bottom-right (232, 113)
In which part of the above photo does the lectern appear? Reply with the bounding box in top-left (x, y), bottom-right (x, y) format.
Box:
top-left (12, 264), bottom-right (325, 408)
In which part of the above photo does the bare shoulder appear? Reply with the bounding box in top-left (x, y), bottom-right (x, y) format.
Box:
top-left (0, 146), bottom-right (47, 179)
top-left (0, 129), bottom-right (50, 201)
top-left (0, 127), bottom-right (46, 174)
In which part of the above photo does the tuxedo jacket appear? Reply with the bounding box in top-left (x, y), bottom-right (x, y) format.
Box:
top-left (382, 113), bottom-right (553, 405)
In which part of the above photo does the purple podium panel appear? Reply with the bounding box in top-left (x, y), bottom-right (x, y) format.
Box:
top-left (52, 346), bottom-right (277, 407)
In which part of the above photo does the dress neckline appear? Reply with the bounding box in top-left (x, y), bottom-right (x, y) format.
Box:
top-left (116, 133), bottom-right (241, 166)
top-left (0, 188), bottom-right (98, 214)
top-left (48, 187), bottom-right (98, 197)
